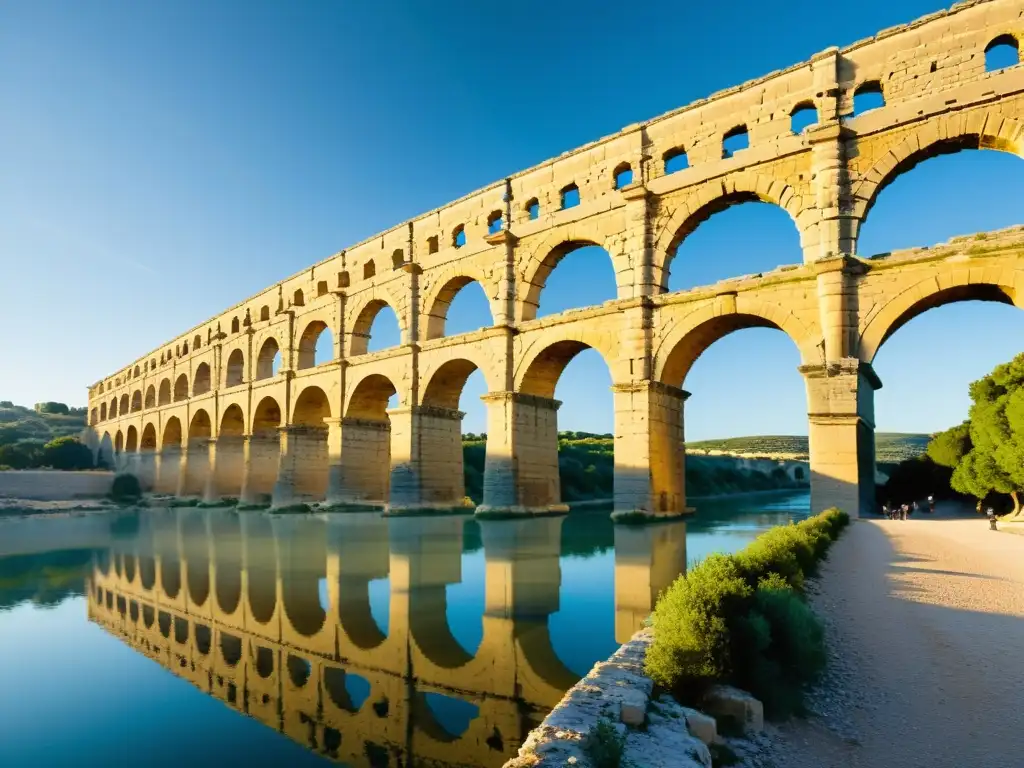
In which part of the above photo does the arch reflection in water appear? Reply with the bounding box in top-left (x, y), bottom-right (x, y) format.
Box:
top-left (85, 509), bottom-right (686, 767)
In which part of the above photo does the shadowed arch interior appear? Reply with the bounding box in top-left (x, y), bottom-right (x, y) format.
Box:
top-left (193, 363), bottom-right (211, 396)
top-left (131, 390), bottom-right (142, 412)
top-left (119, 393), bottom-right (129, 414)
top-left (245, 515), bottom-right (277, 624)
top-left (291, 387), bottom-right (331, 498)
top-left (173, 374), bottom-right (189, 402)
top-left (256, 337), bottom-right (280, 380)
top-left (211, 512), bottom-right (242, 614)
top-left (144, 385), bottom-right (156, 408)
top-left (346, 375), bottom-right (398, 421)
top-left (252, 396), bottom-right (281, 434)
top-left (293, 386), bottom-right (331, 426)
top-left (182, 512), bottom-right (210, 607)
top-left (158, 379), bottom-right (171, 405)
top-left (188, 409), bottom-right (212, 441)
top-left (109, 398), bottom-right (118, 419)
top-left (141, 423), bottom-right (157, 450)
top-left (336, 574), bottom-right (388, 650)
top-left (425, 277), bottom-right (494, 339)
top-left (225, 349), bottom-right (245, 387)
top-left (114, 430), bottom-right (124, 453)
top-left (220, 404), bottom-right (245, 436)
top-left (162, 417), bottom-right (183, 448)
top-left (125, 425), bottom-right (138, 452)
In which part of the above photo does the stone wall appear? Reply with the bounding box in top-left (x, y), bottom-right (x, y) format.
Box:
top-left (0, 470), bottom-right (114, 501)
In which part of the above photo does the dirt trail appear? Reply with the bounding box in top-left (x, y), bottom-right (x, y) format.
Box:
top-left (763, 507), bottom-right (1024, 768)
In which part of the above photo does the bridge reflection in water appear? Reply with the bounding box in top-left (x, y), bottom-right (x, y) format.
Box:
top-left (87, 510), bottom-right (686, 767)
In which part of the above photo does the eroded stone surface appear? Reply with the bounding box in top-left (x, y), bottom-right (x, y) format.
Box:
top-left (704, 684), bottom-right (766, 733)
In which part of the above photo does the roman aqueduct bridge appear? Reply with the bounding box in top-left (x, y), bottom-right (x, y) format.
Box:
top-left (86, 0), bottom-right (1024, 518)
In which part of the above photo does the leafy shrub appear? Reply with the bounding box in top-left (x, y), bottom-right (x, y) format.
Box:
top-left (110, 474), bottom-right (142, 502)
top-left (645, 507), bottom-right (847, 717)
top-left (584, 718), bottom-right (625, 768)
top-left (40, 436), bottom-right (93, 470)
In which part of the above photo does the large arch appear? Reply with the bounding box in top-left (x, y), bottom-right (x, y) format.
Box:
top-left (851, 112), bottom-right (1024, 229)
top-left (213, 404), bottom-right (247, 497)
top-left (422, 272), bottom-right (496, 340)
top-left (350, 298), bottom-right (403, 356)
top-left (162, 416), bottom-right (183, 448)
top-left (653, 177), bottom-right (804, 292)
top-left (97, 432), bottom-right (114, 468)
top-left (144, 385), bottom-right (156, 409)
top-left (109, 397), bottom-right (118, 419)
top-left (860, 279), bottom-right (1020, 364)
top-left (517, 338), bottom-right (613, 399)
top-left (248, 396), bottom-right (282, 501)
top-left (188, 409), bottom-right (212, 441)
top-left (255, 337), bottom-right (280, 380)
top-left (125, 425), bottom-right (138, 453)
top-left (342, 374), bottom-right (400, 504)
top-left (422, 358), bottom-right (491, 410)
top-left (346, 373), bottom-right (399, 421)
top-left (224, 349), bottom-right (245, 387)
top-left (297, 320), bottom-right (334, 369)
top-left (517, 234), bottom-right (617, 322)
top-left (252, 396), bottom-right (281, 434)
top-left (182, 409), bottom-right (213, 495)
top-left (114, 430), bottom-right (124, 454)
top-left (141, 423), bottom-right (157, 450)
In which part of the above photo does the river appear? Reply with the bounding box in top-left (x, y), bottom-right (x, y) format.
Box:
top-left (0, 490), bottom-right (809, 767)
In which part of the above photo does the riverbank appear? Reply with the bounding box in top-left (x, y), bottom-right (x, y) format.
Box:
top-left (755, 511), bottom-right (1024, 767)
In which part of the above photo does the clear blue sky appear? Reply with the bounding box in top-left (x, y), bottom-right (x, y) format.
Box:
top-left (2, 0), bottom-right (1022, 440)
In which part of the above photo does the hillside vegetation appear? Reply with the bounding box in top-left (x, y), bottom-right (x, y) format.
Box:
top-left (0, 402), bottom-right (91, 469)
top-left (688, 432), bottom-right (931, 464)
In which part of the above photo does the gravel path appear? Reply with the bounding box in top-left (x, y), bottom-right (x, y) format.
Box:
top-left (755, 506), bottom-right (1024, 768)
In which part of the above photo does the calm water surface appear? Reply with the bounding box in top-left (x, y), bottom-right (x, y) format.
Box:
top-left (0, 491), bottom-right (809, 767)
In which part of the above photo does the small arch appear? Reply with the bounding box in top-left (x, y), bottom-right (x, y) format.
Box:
top-left (427, 236), bottom-right (439, 255)
top-left (853, 81), bottom-right (885, 116)
top-left (346, 374), bottom-right (398, 421)
top-left (141, 423), bottom-right (157, 450)
top-left (487, 210), bottom-right (503, 234)
top-left (125, 425), bottom-right (138, 452)
top-left (173, 374), bottom-right (189, 402)
top-left (90, 407), bottom-right (98, 425)
top-left (131, 390), bottom-right (142, 412)
top-left (663, 146), bottom-right (688, 174)
top-left (133, 365), bottom-right (140, 377)
top-left (158, 379), bottom-right (171, 406)
top-left (194, 335), bottom-right (201, 350)
top-left (317, 280), bottom-right (329, 297)
top-left (364, 260), bottom-right (376, 279)
top-left (525, 198), bottom-right (540, 220)
top-left (337, 271), bottom-right (350, 289)
top-left (182, 342), bottom-right (189, 355)
top-left (560, 183), bottom-right (579, 209)
top-left (109, 397), bottom-right (118, 419)
top-left (189, 409), bottom-right (212, 441)
top-left (452, 225), bottom-right (466, 248)
top-left (293, 289), bottom-right (305, 307)
top-left (144, 385), bottom-right (156, 409)
top-left (298, 320), bottom-right (334, 368)
top-left (985, 34), bottom-right (1019, 72)
top-left (790, 101), bottom-right (818, 134)
top-left (225, 349), bottom-right (245, 387)
top-left (293, 385), bottom-right (331, 426)
top-left (100, 403), bottom-right (107, 420)
top-left (231, 316), bottom-right (240, 334)
top-left (613, 162), bottom-right (633, 189)
top-left (255, 338), bottom-right (280, 380)
top-left (392, 249), bottom-right (404, 269)
top-left (119, 393), bottom-right (129, 415)
top-left (192, 363), bottom-right (211, 396)
top-left (722, 125), bottom-right (749, 158)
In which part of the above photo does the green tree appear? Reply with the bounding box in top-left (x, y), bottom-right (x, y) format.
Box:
top-left (926, 422), bottom-right (972, 468)
top-left (34, 402), bottom-right (70, 415)
top-left (39, 436), bottom-right (94, 470)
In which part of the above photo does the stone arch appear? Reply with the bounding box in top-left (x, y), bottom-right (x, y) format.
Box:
top-left (224, 348), bottom-right (245, 387)
top-left (220, 404), bottom-right (245, 436)
top-left (515, 331), bottom-right (620, 397)
top-left (119, 393), bottom-right (129, 415)
top-left (653, 175), bottom-right (804, 292)
top-left (144, 385), bottom-right (156, 409)
top-left (422, 358), bottom-right (492, 410)
top-left (182, 512), bottom-right (210, 608)
top-left (851, 112), bottom-right (1024, 232)
top-left (131, 390), bottom-right (142, 412)
top-left (422, 268), bottom-right (497, 340)
top-left (173, 374), bottom-right (189, 402)
top-left (255, 337), bottom-right (280, 380)
top-left (859, 277), bottom-right (1020, 364)
top-left (109, 397), bottom-right (118, 419)
top-left (141, 423), bottom-right (157, 450)
top-left (114, 430), bottom-right (124, 453)
top-left (517, 226), bottom-right (621, 321)
top-left (162, 416), bottom-right (183, 448)
top-left (100, 402), bottom-right (107, 421)
top-left (349, 290), bottom-right (406, 355)
top-left (292, 385), bottom-right (331, 426)
top-left (189, 409), bottom-right (213, 441)
top-left (158, 379), bottom-right (171, 406)
top-left (252, 396), bottom-right (282, 434)
top-left (193, 363), bottom-right (211, 396)
top-left (97, 432), bottom-right (114, 467)
top-left (211, 512), bottom-right (242, 615)
top-left (245, 515), bottom-right (277, 625)
top-left (654, 300), bottom-right (813, 387)
top-left (125, 425), bottom-right (138, 452)
top-left (297, 319), bottom-right (334, 369)
top-left (345, 373), bottom-right (400, 421)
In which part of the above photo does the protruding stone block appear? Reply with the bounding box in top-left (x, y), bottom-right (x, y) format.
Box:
top-left (679, 706), bottom-right (718, 745)
top-left (702, 685), bottom-right (764, 733)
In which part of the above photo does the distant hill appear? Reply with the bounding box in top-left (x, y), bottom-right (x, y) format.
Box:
top-left (687, 433), bottom-right (932, 464)
top-left (0, 402), bottom-right (87, 447)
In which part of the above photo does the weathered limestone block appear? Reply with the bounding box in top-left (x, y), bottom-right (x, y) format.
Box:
top-left (678, 705), bottom-right (718, 746)
top-left (327, 417), bottom-right (390, 506)
top-left (702, 685), bottom-right (765, 733)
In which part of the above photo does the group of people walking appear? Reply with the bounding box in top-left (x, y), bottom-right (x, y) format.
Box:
top-left (881, 495), bottom-right (936, 520)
